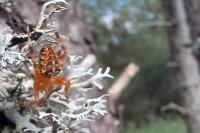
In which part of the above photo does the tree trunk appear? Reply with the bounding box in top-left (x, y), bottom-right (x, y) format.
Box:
top-left (161, 0), bottom-right (200, 133)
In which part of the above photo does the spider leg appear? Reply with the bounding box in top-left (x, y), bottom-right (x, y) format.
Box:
top-left (32, 74), bottom-right (42, 106)
top-left (33, 66), bottom-right (45, 101)
top-left (53, 76), bottom-right (70, 98)
top-left (64, 79), bottom-right (70, 98)
top-left (33, 74), bottom-right (53, 105)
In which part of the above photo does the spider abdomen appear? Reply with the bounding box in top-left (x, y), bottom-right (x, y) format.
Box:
top-left (39, 46), bottom-right (62, 77)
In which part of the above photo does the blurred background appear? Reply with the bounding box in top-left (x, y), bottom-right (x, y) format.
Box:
top-left (80, 0), bottom-right (185, 133)
top-left (3, 0), bottom-right (200, 132)
top-left (79, 0), bottom-right (200, 133)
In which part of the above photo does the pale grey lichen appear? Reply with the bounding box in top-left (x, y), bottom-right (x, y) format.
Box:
top-left (0, 0), bottom-right (112, 133)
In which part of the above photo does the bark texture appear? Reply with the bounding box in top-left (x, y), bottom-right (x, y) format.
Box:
top-left (162, 0), bottom-right (200, 133)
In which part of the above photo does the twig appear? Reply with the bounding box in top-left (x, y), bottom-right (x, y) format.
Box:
top-left (137, 19), bottom-right (176, 29)
top-left (161, 102), bottom-right (189, 115)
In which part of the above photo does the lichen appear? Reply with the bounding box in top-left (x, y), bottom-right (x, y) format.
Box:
top-left (0, 0), bottom-right (113, 133)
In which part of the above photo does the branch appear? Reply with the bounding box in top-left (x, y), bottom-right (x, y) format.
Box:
top-left (161, 102), bottom-right (189, 115)
top-left (108, 63), bottom-right (139, 100)
top-left (137, 19), bottom-right (176, 29)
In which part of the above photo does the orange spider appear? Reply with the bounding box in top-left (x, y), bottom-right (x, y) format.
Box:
top-left (28, 32), bottom-right (70, 104)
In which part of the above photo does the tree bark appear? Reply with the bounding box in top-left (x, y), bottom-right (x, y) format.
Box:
top-left (161, 0), bottom-right (200, 133)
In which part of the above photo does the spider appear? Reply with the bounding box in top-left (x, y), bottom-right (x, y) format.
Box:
top-left (28, 32), bottom-right (70, 104)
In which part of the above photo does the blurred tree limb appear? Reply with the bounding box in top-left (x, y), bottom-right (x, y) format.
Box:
top-left (161, 102), bottom-right (189, 115)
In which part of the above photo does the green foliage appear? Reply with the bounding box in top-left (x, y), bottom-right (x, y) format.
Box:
top-left (81, 0), bottom-right (180, 123)
top-left (81, 0), bottom-right (167, 74)
top-left (125, 117), bottom-right (187, 133)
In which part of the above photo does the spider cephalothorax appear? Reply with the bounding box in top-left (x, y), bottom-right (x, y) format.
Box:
top-left (28, 32), bottom-right (70, 104)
